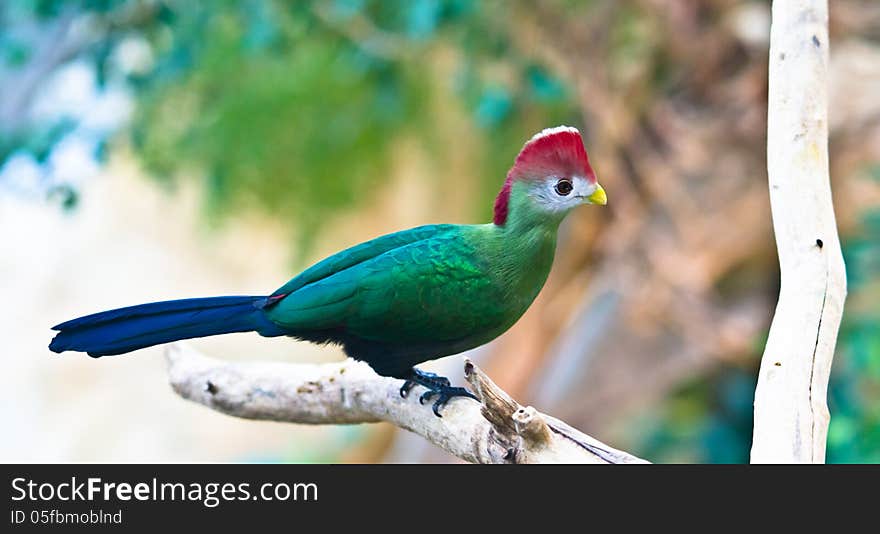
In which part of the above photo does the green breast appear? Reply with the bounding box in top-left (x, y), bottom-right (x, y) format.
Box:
top-left (457, 223), bottom-right (557, 343)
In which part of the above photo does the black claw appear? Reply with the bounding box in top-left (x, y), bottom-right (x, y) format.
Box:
top-left (401, 368), bottom-right (479, 417)
top-left (429, 389), bottom-right (478, 417)
top-left (400, 380), bottom-right (417, 398)
top-left (419, 389), bottom-right (438, 405)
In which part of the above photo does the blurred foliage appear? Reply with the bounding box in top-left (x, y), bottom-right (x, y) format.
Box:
top-left (1, 0), bottom-right (578, 252)
top-left (631, 364), bottom-right (757, 463)
top-left (0, 117), bottom-right (75, 169)
top-left (827, 202), bottom-right (880, 463)
top-left (131, 1), bottom-right (435, 252)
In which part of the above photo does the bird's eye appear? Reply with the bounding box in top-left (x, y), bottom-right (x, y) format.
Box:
top-left (554, 179), bottom-right (573, 196)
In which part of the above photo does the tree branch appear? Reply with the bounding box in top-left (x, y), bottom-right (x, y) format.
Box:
top-left (751, 0), bottom-right (847, 463)
top-left (165, 343), bottom-right (647, 464)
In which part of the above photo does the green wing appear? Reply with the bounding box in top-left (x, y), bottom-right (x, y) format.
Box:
top-left (266, 224), bottom-right (511, 345)
top-left (269, 224), bottom-right (453, 298)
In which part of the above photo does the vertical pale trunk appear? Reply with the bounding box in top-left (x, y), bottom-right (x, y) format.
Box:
top-left (751, 0), bottom-right (847, 463)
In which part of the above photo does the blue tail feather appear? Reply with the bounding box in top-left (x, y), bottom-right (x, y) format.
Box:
top-left (49, 296), bottom-right (285, 357)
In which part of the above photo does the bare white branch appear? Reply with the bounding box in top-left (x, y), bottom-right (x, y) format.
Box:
top-left (751, 0), bottom-right (847, 463)
top-left (165, 343), bottom-right (648, 464)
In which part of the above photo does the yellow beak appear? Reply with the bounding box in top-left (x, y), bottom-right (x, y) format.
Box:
top-left (587, 184), bottom-right (607, 205)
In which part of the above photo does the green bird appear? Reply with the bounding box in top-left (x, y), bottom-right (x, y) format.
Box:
top-left (49, 126), bottom-right (607, 416)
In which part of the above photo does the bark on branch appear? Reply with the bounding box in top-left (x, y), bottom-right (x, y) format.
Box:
top-left (165, 343), bottom-right (647, 464)
top-left (751, 0), bottom-right (847, 463)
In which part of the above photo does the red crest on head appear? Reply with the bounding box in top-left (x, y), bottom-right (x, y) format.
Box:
top-left (493, 126), bottom-right (595, 225)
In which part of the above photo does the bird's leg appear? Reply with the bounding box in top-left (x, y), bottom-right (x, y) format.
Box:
top-left (399, 368), bottom-right (479, 417)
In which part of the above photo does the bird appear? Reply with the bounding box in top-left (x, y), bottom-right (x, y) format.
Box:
top-left (49, 125), bottom-right (606, 416)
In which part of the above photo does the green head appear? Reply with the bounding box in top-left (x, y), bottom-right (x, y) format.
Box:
top-left (493, 126), bottom-right (606, 229)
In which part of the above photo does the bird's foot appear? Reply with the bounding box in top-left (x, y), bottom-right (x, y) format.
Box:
top-left (399, 369), bottom-right (449, 396)
top-left (399, 368), bottom-right (479, 417)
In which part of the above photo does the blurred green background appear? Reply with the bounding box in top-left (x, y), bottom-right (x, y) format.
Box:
top-left (1, 0), bottom-right (878, 463)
